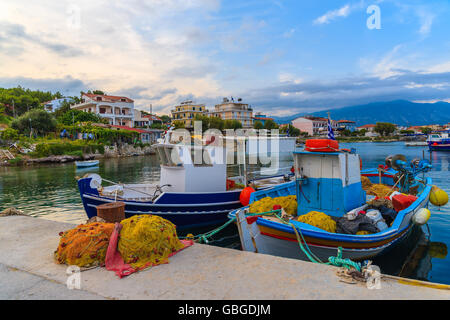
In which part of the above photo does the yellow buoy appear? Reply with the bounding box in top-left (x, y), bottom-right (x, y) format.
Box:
top-left (412, 208), bottom-right (431, 225)
top-left (429, 186), bottom-right (449, 207)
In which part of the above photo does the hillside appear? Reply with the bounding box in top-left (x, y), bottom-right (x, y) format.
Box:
top-left (273, 100), bottom-right (450, 126)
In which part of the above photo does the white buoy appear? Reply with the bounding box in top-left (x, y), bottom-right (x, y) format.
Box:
top-left (412, 208), bottom-right (431, 225)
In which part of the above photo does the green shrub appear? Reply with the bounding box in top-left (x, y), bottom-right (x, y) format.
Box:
top-left (1, 128), bottom-right (19, 141)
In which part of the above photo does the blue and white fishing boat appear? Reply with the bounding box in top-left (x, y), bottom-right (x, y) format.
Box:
top-left (230, 147), bottom-right (435, 261)
top-left (75, 160), bottom-right (100, 168)
top-left (230, 115), bottom-right (438, 262)
top-left (427, 132), bottom-right (450, 151)
top-left (76, 131), bottom-right (293, 229)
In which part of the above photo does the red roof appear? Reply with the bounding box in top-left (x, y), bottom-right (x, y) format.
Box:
top-left (358, 124), bottom-right (375, 128)
top-left (110, 125), bottom-right (150, 134)
top-left (143, 114), bottom-right (162, 122)
top-left (338, 120), bottom-right (356, 123)
top-left (83, 93), bottom-right (134, 103)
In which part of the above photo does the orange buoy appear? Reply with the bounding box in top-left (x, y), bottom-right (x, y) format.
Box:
top-left (240, 187), bottom-right (255, 206)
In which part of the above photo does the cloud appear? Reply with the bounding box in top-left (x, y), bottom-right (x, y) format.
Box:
top-left (237, 69), bottom-right (450, 115)
top-left (0, 22), bottom-right (84, 57)
top-left (0, 76), bottom-right (88, 95)
top-left (313, 4), bottom-right (352, 25)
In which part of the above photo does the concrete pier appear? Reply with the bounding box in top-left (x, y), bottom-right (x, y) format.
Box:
top-left (1, 215), bottom-right (449, 300)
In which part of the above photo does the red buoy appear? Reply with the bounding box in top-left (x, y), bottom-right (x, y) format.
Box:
top-left (240, 187), bottom-right (255, 206)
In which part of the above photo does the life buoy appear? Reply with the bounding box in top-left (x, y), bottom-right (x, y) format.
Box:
top-left (305, 139), bottom-right (339, 152)
top-left (240, 187), bottom-right (255, 206)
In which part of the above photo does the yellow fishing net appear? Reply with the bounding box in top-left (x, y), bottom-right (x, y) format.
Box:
top-left (118, 215), bottom-right (184, 270)
top-left (366, 184), bottom-right (394, 198)
top-left (361, 176), bottom-right (372, 189)
top-left (54, 222), bottom-right (115, 267)
top-left (296, 211), bottom-right (337, 233)
top-left (249, 195), bottom-right (297, 216)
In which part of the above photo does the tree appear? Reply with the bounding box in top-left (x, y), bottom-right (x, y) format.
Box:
top-left (160, 115), bottom-right (171, 124)
top-left (92, 90), bottom-right (105, 95)
top-left (194, 114), bottom-right (210, 132)
top-left (224, 119), bottom-right (242, 130)
top-left (374, 122), bottom-right (396, 136)
top-left (0, 128), bottom-right (19, 141)
top-left (59, 109), bottom-right (106, 125)
top-left (253, 120), bottom-right (263, 129)
top-left (420, 127), bottom-right (432, 135)
top-left (209, 116), bottom-right (224, 131)
top-left (357, 129), bottom-right (367, 136)
top-left (11, 109), bottom-right (57, 136)
top-left (288, 125), bottom-right (301, 137)
top-left (172, 120), bottom-right (185, 129)
top-left (264, 119), bottom-right (279, 130)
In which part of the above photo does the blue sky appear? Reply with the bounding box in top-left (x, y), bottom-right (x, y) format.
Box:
top-left (0, 0), bottom-right (449, 115)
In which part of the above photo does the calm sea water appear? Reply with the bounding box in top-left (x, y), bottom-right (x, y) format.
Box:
top-left (0, 142), bottom-right (449, 284)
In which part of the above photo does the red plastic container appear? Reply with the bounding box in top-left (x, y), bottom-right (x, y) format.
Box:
top-left (392, 194), bottom-right (417, 212)
top-left (305, 139), bottom-right (339, 152)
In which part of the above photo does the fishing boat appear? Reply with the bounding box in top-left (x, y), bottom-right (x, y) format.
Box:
top-left (76, 131), bottom-right (293, 229)
top-left (427, 132), bottom-right (450, 151)
top-left (405, 141), bottom-right (428, 147)
top-left (75, 160), bottom-right (100, 168)
top-left (229, 140), bottom-right (436, 261)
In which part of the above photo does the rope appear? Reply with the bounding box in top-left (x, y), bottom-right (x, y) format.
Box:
top-left (182, 208), bottom-right (361, 272)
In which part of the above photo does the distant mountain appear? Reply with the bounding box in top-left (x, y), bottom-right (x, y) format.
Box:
top-left (273, 100), bottom-right (450, 127)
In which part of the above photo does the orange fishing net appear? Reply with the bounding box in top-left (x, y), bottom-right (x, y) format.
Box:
top-left (117, 215), bottom-right (184, 270)
top-left (54, 222), bottom-right (115, 267)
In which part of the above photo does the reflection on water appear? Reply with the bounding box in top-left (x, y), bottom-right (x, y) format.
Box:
top-left (0, 142), bottom-right (449, 284)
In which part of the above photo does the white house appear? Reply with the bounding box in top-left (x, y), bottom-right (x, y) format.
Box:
top-left (291, 116), bottom-right (338, 136)
top-left (43, 98), bottom-right (74, 112)
top-left (71, 93), bottom-right (135, 127)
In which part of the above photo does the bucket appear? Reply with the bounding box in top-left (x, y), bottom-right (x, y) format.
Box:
top-left (96, 202), bottom-right (126, 223)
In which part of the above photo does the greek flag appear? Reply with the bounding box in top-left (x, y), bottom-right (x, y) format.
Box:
top-left (327, 117), bottom-right (335, 140)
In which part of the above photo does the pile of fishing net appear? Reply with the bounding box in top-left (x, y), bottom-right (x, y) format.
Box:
top-left (295, 211), bottom-right (337, 233)
top-left (361, 176), bottom-right (372, 189)
top-left (249, 195), bottom-right (297, 216)
top-left (365, 184), bottom-right (394, 199)
top-left (117, 215), bottom-right (185, 270)
top-left (54, 222), bottom-right (115, 267)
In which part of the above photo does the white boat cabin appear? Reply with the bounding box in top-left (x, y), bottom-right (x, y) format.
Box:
top-left (155, 143), bottom-right (228, 193)
top-left (294, 150), bottom-right (366, 216)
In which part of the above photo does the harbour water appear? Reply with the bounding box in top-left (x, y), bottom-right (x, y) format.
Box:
top-left (0, 142), bottom-right (449, 284)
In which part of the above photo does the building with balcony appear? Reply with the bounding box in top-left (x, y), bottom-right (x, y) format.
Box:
top-left (134, 110), bottom-right (162, 128)
top-left (71, 93), bottom-right (135, 127)
top-left (171, 101), bottom-right (208, 128)
top-left (43, 97), bottom-right (74, 112)
top-left (252, 113), bottom-right (274, 126)
top-left (291, 116), bottom-right (338, 136)
top-left (337, 120), bottom-right (357, 132)
top-left (208, 97), bottom-right (254, 128)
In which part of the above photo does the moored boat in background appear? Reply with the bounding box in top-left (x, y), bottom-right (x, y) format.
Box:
top-left (75, 160), bottom-right (100, 168)
top-left (427, 132), bottom-right (450, 151)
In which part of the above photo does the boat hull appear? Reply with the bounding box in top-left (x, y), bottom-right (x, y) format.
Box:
top-left (230, 174), bottom-right (432, 262)
top-left (75, 160), bottom-right (99, 168)
top-left (77, 177), bottom-right (243, 229)
top-left (428, 143), bottom-right (450, 151)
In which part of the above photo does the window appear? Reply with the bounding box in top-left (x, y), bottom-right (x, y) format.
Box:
top-left (96, 97), bottom-right (102, 101)
top-left (190, 147), bottom-right (213, 167)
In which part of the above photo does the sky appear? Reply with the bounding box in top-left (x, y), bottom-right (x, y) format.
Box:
top-left (0, 0), bottom-right (450, 116)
